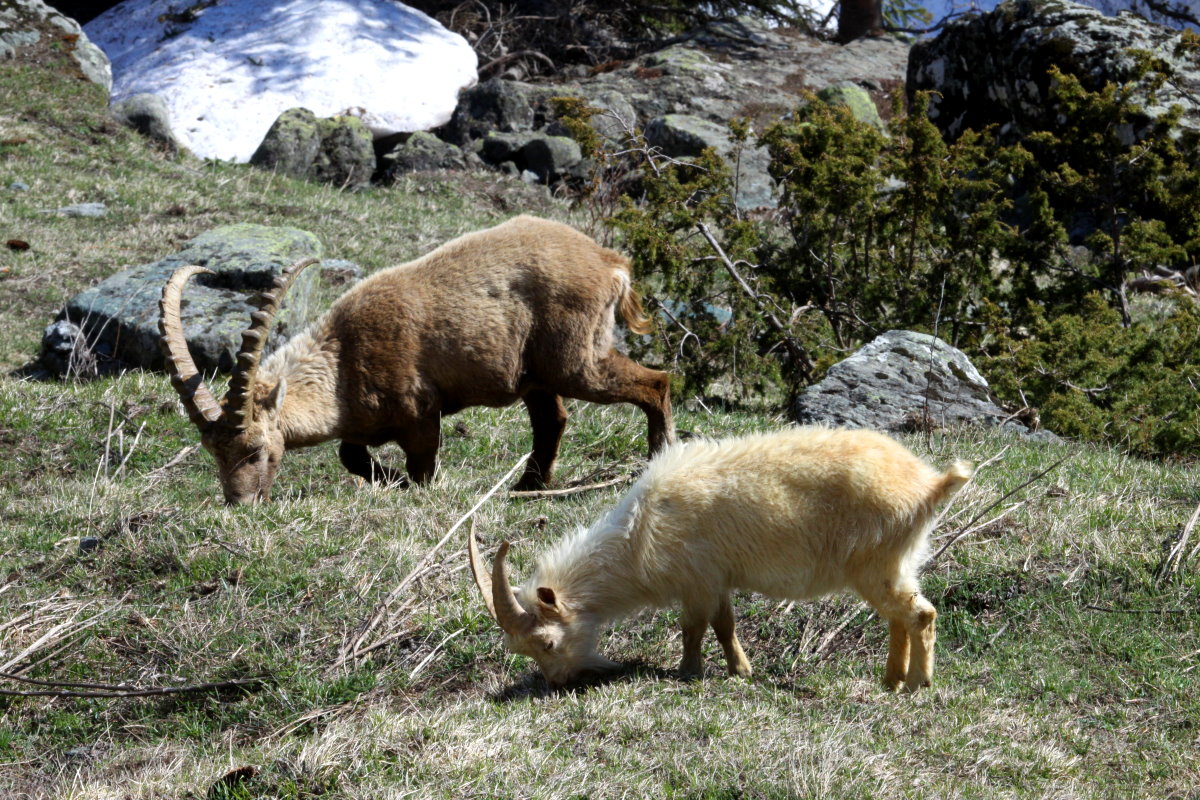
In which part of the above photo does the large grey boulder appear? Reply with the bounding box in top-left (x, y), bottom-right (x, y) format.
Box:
top-left (0, 0), bottom-right (111, 92)
top-left (110, 93), bottom-right (182, 153)
top-left (908, 0), bottom-right (1200, 142)
top-left (250, 108), bottom-right (375, 190)
top-left (792, 330), bottom-right (1051, 438)
top-left (41, 225), bottom-right (359, 377)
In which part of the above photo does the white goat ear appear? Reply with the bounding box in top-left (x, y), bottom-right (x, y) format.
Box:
top-left (263, 378), bottom-right (286, 415)
top-left (536, 587), bottom-right (557, 606)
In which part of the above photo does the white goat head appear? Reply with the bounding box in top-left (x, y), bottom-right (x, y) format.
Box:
top-left (469, 527), bottom-right (617, 687)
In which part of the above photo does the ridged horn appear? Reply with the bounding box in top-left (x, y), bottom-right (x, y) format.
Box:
top-left (223, 258), bottom-right (319, 429)
top-left (468, 520), bottom-right (499, 623)
top-left (159, 265), bottom-right (223, 429)
top-left (491, 539), bottom-right (535, 635)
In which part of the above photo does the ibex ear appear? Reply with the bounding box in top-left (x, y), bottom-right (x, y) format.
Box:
top-left (536, 587), bottom-right (557, 606)
top-left (262, 378), bottom-right (286, 416)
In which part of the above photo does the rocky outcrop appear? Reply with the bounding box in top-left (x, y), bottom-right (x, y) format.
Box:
top-left (1, 0), bottom-right (111, 92)
top-left (791, 330), bottom-right (1054, 439)
top-left (908, 0), bottom-right (1200, 142)
top-left (84, 0), bottom-right (477, 161)
top-left (41, 225), bottom-right (361, 377)
top-left (436, 17), bottom-right (910, 207)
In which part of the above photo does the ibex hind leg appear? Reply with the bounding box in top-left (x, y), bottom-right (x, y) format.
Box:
top-left (339, 442), bottom-right (408, 487)
top-left (565, 354), bottom-right (675, 457)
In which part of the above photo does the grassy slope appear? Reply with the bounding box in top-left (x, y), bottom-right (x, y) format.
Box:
top-left (2, 51), bottom-right (1199, 800)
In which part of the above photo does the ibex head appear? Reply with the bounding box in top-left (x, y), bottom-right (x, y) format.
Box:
top-left (158, 259), bottom-right (315, 505)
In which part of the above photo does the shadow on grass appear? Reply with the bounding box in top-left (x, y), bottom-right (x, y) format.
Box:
top-left (489, 659), bottom-right (823, 702)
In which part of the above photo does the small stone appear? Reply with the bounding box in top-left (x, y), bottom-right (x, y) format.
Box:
top-left (78, 536), bottom-right (102, 554)
top-left (42, 202), bottom-right (107, 218)
top-left (8, 181), bottom-right (29, 191)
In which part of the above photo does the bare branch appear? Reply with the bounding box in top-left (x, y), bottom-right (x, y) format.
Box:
top-left (0, 670), bottom-right (262, 699)
top-left (926, 452), bottom-right (1069, 569)
top-left (696, 223), bottom-right (816, 381)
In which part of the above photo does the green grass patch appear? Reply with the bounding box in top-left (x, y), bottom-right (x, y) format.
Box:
top-left (2, 46), bottom-right (1199, 800)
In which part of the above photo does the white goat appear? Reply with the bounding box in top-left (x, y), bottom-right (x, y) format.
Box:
top-left (470, 426), bottom-right (972, 691)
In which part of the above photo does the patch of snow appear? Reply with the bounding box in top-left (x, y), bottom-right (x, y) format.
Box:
top-left (85, 0), bottom-right (477, 162)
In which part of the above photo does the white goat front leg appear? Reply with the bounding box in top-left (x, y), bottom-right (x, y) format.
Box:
top-left (678, 600), bottom-right (715, 678)
top-left (713, 595), bottom-right (752, 678)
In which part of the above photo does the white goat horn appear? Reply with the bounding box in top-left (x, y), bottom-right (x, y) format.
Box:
top-left (468, 520), bottom-right (500, 623)
top-left (159, 265), bottom-right (223, 429)
top-left (490, 538), bottom-right (534, 635)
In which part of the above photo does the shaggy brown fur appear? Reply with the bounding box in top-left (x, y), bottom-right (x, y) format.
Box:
top-left (160, 215), bottom-right (674, 504)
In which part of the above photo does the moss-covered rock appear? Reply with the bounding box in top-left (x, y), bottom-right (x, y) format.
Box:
top-left (250, 108), bottom-right (323, 178)
top-left (817, 86), bottom-right (886, 133)
top-left (250, 108), bottom-right (374, 190)
top-left (43, 224), bottom-right (351, 376)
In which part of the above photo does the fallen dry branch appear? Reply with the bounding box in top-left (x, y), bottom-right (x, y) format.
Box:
top-left (696, 223), bottom-right (816, 381)
top-left (509, 475), bottom-right (628, 498)
top-left (1084, 605), bottom-right (1191, 615)
top-left (337, 453), bottom-right (530, 667)
top-left (146, 444), bottom-right (199, 478)
top-left (0, 670), bottom-right (263, 699)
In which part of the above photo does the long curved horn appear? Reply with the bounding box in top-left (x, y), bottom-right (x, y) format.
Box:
top-left (491, 539), bottom-right (535, 635)
top-left (468, 521), bottom-right (499, 622)
top-left (224, 258), bottom-right (319, 429)
top-left (159, 265), bottom-right (223, 429)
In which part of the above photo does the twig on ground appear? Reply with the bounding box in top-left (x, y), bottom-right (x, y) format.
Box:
top-left (811, 603), bottom-right (867, 660)
top-left (509, 475), bottom-right (628, 498)
top-left (0, 670), bottom-right (263, 699)
top-left (409, 628), bottom-right (465, 681)
top-left (337, 453), bottom-right (530, 666)
top-left (1084, 605), bottom-right (1191, 614)
top-left (146, 444), bottom-right (199, 478)
top-left (925, 452), bottom-right (1068, 570)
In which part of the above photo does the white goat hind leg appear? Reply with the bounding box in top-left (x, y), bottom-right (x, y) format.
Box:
top-left (712, 595), bottom-right (752, 678)
top-left (904, 593), bottom-right (937, 692)
top-left (856, 578), bottom-right (936, 692)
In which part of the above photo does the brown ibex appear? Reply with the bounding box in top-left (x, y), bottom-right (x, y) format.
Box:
top-left (470, 427), bottom-right (971, 691)
top-left (159, 216), bottom-right (674, 505)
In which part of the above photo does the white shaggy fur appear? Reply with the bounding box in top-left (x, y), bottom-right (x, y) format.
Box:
top-left (476, 426), bottom-right (972, 691)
